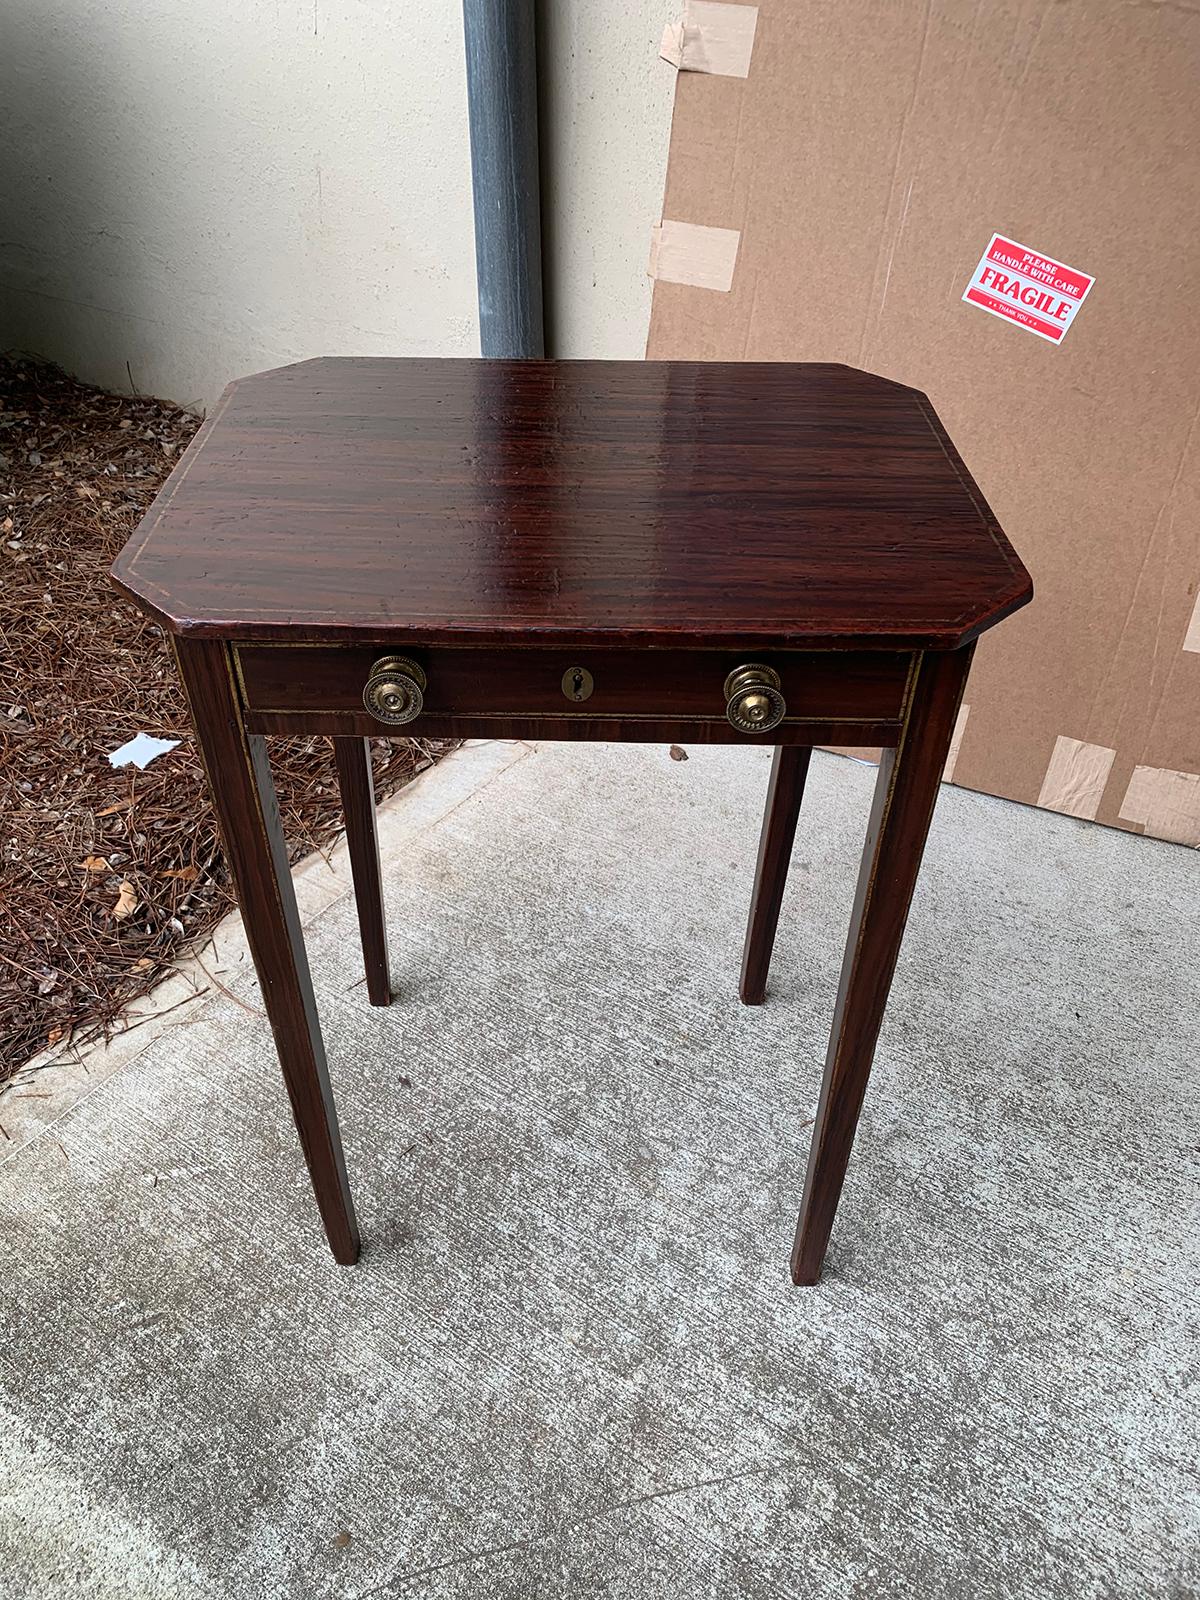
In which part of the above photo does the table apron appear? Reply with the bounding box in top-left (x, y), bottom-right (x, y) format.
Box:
top-left (244, 709), bottom-right (902, 746)
top-left (232, 644), bottom-right (918, 748)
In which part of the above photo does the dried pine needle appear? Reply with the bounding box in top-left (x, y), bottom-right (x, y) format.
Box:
top-left (0, 356), bottom-right (455, 1084)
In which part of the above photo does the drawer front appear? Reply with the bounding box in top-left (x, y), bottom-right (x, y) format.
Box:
top-left (234, 644), bottom-right (915, 743)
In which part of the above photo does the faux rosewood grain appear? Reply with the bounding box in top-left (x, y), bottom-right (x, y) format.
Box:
top-left (234, 644), bottom-right (912, 725)
top-left (333, 738), bottom-right (391, 1008)
top-left (244, 711), bottom-right (904, 747)
top-left (173, 639), bottom-right (360, 1263)
top-left (112, 359), bottom-right (1031, 652)
top-left (790, 647), bottom-right (974, 1285)
top-left (741, 747), bottom-right (813, 1005)
top-left (113, 358), bottom-right (1032, 1288)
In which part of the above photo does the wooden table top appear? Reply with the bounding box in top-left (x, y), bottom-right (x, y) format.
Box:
top-left (112, 358), bottom-right (1031, 651)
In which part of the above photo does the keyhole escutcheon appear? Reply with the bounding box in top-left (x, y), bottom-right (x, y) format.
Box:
top-left (561, 665), bottom-right (595, 703)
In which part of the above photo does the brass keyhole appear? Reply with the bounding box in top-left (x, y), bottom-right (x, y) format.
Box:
top-left (562, 665), bottom-right (594, 703)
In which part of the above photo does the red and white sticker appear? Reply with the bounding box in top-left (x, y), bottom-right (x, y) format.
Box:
top-left (962, 233), bottom-right (1094, 345)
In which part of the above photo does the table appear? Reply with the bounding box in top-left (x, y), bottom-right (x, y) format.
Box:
top-left (113, 359), bottom-right (1032, 1284)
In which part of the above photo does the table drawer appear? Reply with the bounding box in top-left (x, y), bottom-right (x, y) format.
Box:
top-left (234, 644), bottom-right (915, 744)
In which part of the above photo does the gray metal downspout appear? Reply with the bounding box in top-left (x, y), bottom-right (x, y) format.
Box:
top-left (461, 0), bottom-right (545, 358)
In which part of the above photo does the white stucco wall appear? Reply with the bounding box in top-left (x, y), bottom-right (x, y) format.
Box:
top-left (0, 0), bottom-right (479, 409)
top-left (538, 0), bottom-right (676, 359)
top-left (0, 1), bottom-right (676, 408)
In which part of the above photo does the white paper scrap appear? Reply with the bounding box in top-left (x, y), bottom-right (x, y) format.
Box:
top-left (107, 732), bottom-right (181, 770)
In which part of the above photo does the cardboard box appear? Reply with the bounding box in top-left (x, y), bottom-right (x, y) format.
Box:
top-left (648, 0), bottom-right (1200, 845)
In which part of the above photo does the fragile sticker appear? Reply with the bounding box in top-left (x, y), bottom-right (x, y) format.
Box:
top-left (963, 233), bottom-right (1094, 345)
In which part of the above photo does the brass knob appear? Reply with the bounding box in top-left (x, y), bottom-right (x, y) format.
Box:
top-left (363, 655), bottom-right (426, 725)
top-left (724, 663), bottom-right (786, 733)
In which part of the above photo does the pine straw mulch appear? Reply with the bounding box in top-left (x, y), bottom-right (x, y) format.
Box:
top-left (1, 356), bottom-right (455, 1089)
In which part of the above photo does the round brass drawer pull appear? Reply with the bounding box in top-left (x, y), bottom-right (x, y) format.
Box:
top-left (363, 655), bottom-right (427, 725)
top-left (724, 663), bottom-right (786, 733)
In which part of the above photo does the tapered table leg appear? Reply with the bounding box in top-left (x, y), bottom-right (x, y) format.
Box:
top-left (174, 640), bottom-right (360, 1264)
top-left (333, 737), bottom-right (391, 1007)
top-left (741, 746), bottom-right (813, 1005)
top-left (792, 647), bottom-right (973, 1286)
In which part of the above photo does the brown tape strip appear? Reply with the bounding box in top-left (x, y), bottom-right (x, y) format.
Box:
top-left (1183, 590), bottom-right (1200, 653)
top-left (648, 220), bottom-right (741, 291)
top-left (942, 702), bottom-right (969, 783)
top-left (1036, 735), bottom-right (1115, 819)
top-left (1118, 764), bottom-right (1200, 847)
top-left (660, 2), bottom-right (760, 79)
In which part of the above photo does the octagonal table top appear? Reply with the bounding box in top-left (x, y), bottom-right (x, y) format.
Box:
top-left (113, 358), bottom-right (1031, 651)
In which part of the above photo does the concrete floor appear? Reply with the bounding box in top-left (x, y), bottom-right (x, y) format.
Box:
top-left (1, 740), bottom-right (1197, 1600)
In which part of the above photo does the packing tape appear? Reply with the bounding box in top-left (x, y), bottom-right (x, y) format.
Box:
top-left (648, 220), bottom-right (741, 292)
top-left (660, 1), bottom-right (760, 79)
top-left (942, 702), bottom-right (970, 783)
top-left (1118, 764), bottom-right (1200, 847)
top-left (1183, 589), bottom-right (1200, 653)
top-left (1036, 735), bottom-right (1115, 819)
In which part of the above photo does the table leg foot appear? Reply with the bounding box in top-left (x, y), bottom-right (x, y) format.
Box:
top-left (175, 640), bottom-right (361, 1265)
top-left (790, 648), bottom-right (972, 1285)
